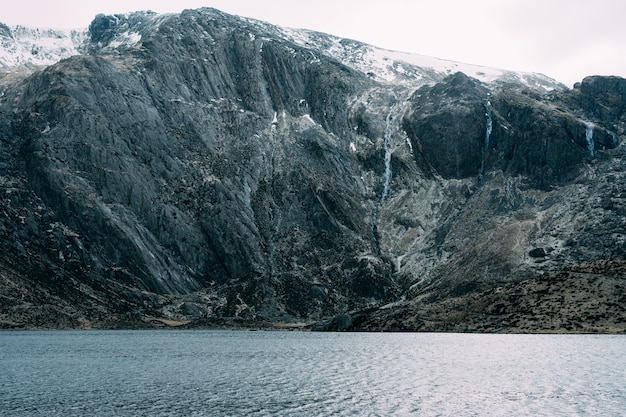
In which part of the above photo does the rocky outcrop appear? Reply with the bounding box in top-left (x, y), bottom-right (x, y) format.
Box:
top-left (329, 260), bottom-right (626, 333)
top-left (571, 76), bottom-right (626, 125)
top-left (1, 8), bottom-right (625, 331)
top-left (403, 72), bottom-right (490, 179)
top-left (402, 72), bottom-right (620, 186)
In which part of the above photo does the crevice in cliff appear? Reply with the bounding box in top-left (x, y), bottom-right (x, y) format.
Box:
top-left (585, 121), bottom-right (595, 157)
top-left (370, 96), bottom-right (400, 289)
top-left (479, 96), bottom-right (493, 182)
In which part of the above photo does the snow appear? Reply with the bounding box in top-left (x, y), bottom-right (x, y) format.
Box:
top-left (0, 25), bottom-right (86, 68)
top-left (405, 137), bottom-right (413, 153)
top-left (280, 27), bottom-right (565, 91)
top-left (302, 114), bottom-right (316, 124)
top-left (0, 13), bottom-right (151, 71)
top-left (1, 10), bottom-right (566, 94)
top-left (106, 31), bottom-right (142, 49)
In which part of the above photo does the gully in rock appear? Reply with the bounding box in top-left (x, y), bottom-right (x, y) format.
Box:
top-left (370, 100), bottom-right (400, 287)
top-left (585, 121), bottom-right (595, 157)
top-left (369, 106), bottom-right (395, 256)
top-left (479, 98), bottom-right (493, 182)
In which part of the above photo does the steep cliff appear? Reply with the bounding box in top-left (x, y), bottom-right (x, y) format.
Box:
top-left (1, 8), bottom-right (624, 331)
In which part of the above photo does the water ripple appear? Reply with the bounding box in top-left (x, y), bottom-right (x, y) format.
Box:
top-left (1, 331), bottom-right (625, 416)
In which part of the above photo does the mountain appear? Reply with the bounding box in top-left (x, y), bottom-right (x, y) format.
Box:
top-left (0, 23), bottom-right (84, 72)
top-left (0, 8), bottom-right (624, 331)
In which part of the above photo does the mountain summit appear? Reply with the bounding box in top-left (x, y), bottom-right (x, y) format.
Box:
top-left (1, 8), bottom-right (624, 331)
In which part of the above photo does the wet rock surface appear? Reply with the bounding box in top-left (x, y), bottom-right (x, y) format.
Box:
top-left (1, 8), bottom-right (625, 331)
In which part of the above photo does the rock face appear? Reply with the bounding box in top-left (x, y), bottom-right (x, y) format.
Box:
top-left (0, 8), bottom-right (625, 331)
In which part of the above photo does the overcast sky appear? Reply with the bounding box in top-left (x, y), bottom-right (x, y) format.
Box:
top-left (2, 0), bottom-right (625, 87)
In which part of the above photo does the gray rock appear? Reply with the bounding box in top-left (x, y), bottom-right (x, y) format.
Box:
top-left (1, 7), bottom-right (625, 330)
top-left (529, 248), bottom-right (547, 258)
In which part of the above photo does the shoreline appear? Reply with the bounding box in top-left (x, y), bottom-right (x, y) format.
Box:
top-left (2, 319), bottom-right (624, 334)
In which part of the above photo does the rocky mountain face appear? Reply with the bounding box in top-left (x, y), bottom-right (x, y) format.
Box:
top-left (1, 8), bottom-right (624, 331)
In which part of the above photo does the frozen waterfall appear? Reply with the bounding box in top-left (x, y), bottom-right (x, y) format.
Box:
top-left (369, 102), bottom-right (400, 288)
top-left (370, 106), bottom-right (395, 257)
top-left (585, 122), bottom-right (595, 157)
top-left (380, 109), bottom-right (394, 205)
top-left (479, 101), bottom-right (493, 181)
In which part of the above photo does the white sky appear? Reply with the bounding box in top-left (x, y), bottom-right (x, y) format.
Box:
top-left (1, 0), bottom-right (625, 87)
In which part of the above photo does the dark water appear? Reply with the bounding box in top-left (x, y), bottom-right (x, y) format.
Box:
top-left (1, 330), bottom-right (625, 416)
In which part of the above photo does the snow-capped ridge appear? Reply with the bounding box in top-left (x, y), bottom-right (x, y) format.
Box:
top-left (280, 27), bottom-right (565, 90)
top-left (159, 8), bottom-right (564, 90)
top-left (1, 7), bottom-right (565, 92)
top-left (0, 23), bottom-right (86, 69)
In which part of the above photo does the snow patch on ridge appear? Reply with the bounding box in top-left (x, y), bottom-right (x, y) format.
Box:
top-left (281, 27), bottom-right (564, 91)
top-left (106, 31), bottom-right (142, 49)
top-left (0, 25), bottom-right (86, 69)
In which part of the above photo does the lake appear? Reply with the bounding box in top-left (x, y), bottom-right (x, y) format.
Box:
top-left (1, 330), bottom-right (625, 416)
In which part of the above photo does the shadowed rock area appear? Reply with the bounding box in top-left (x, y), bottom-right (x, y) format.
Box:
top-left (0, 8), bottom-right (625, 332)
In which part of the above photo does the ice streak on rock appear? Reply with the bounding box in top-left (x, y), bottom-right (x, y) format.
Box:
top-left (585, 121), bottom-right (595, 157)
top-left (479, 99), bottom-right (493, 182)
top-left (369, 97), bottom-right (400, 288)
